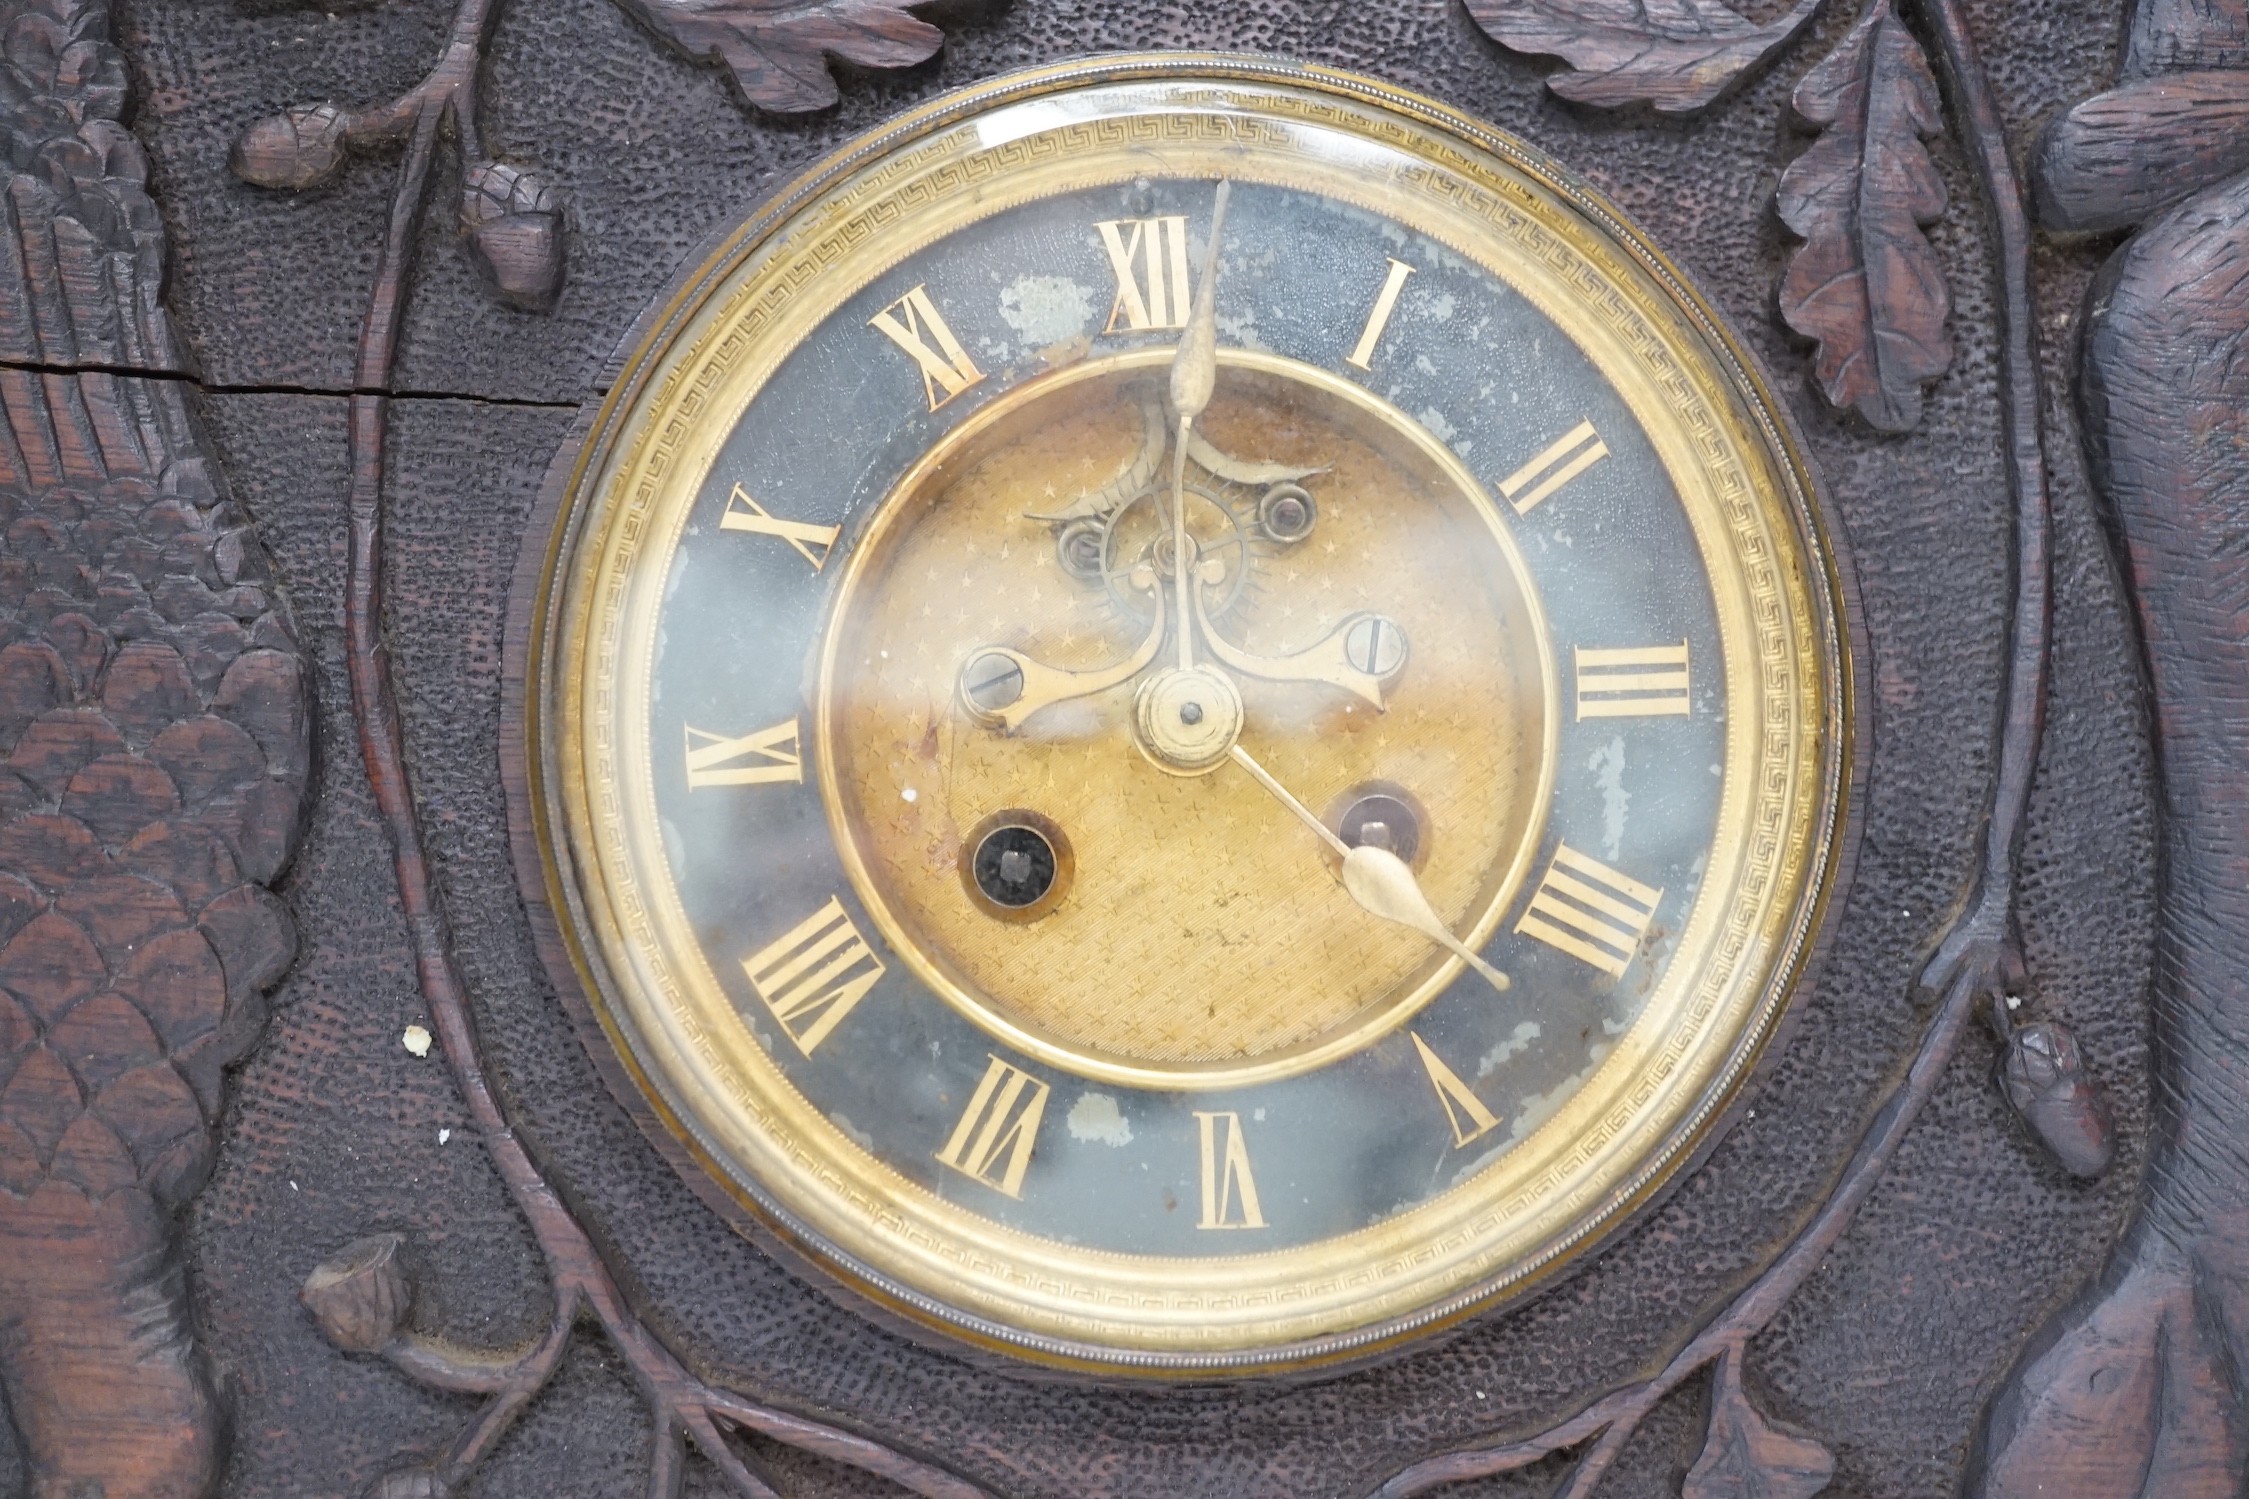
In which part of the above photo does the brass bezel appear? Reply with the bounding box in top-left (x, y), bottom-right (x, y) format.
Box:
top-left (521, 54), bottom-right (1857, 1378)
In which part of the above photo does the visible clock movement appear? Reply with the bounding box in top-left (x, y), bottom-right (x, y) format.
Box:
top-left (520, 54), bottom-right (1855, 1376)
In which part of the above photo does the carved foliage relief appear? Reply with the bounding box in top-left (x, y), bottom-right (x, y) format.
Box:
top-left (0, 0), bottom-right (2229, 1491)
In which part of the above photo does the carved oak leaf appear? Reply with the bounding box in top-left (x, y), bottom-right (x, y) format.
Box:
top-left (608, 0), bottom-right (944, 113)
top-left (1686, 1350), bottom-right (1836, 1499)
top-left (1463, 0), bottom-right (1826, 113)
top-left (1775, 0), bottom-right (1951, 432)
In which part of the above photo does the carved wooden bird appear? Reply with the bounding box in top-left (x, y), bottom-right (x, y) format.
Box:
top-left (0, 0), bottom-right (310, 1490)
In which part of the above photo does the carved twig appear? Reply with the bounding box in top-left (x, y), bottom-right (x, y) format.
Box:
top-left (241, 0), bottom-right (989, 1494)
top-left (1908, 0), bottom-right (2108, 1177)
top-left (1369, 0), bottom-right (2072, 1487)
top-left (1367, 970), bottom-right (1980, 1497)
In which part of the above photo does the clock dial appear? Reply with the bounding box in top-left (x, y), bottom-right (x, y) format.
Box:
top-left (532, 58), bottom-right (1854, 1375)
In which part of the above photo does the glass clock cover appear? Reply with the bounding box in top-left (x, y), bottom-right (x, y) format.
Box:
top-left (526, 56), bottom-right (1855, 1376)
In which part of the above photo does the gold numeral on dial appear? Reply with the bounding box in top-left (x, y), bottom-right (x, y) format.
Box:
top-left (935, 1055), bottom-right (1051, 1198)
top-left (1096, 215), bottom-right (1192, 332)
top-left (1574, 642), bottom-right (1691, 719)
top-left (741, 896), bottom-right (885, 1056)
top-left (1516, 845), bottom-right (1663, 978)
top-left (1193, 1111), bottom-right (1268, 1230)
top-left (684, 720), bottom-right (802, 788)
top-left (720, 484), bottom-right (840, 571)
top-left (1346, 257), bottom-right (1417, 370)
top-left (1411, 1033), bottom-right (1502, 1148)
top-left (1499, 419), bottom-right (1609, 515)
top-left (868, 284), bottom-right (985, 411)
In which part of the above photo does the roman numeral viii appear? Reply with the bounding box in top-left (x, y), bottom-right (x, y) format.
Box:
top-left (1575, 642), bottom-right (1691, 719)
top-left (684, 720), bottom-right (801, 789)
top-left (1096, 215), bottom-right (1192, 331)
top-left (741, 896), bottom-right (885, 1056)
top-left (935, 1055), bottom-right (1051, 1198)
top-left (1516, 845), bottom-right (1663, 978)
top-left (868, 285), bottom-right (985, 411)
top-left (1194, 1111), bottom-right (1267, 1230)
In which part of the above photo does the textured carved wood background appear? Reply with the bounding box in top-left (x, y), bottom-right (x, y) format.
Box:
top-left (0, 0), bottom-right (2198, 1493)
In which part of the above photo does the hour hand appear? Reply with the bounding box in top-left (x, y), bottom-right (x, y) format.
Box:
top-left (959, 590), bottom-right (1166, 732)
top-left (1193, 582), bottom-right (1407, 710)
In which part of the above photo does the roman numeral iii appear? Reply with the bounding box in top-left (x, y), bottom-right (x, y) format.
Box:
top-left (1575, 642), bottom-right (1691, 719)
top-left (935, 1055), bottom-right (1051, 1198)
top-left (1096, 215), bottom-right (1193, 331)
top-left (684, 720), bottom-right (802, 788)
top-left (1499, 419), bottom-right (1609, 515)
top-left (1194, 1111), bottom-right (1267, 1230)
top-left (1412, 1033), bottom-right (1501, 1148)
top-left (868, 284), bottom-right (985, 411)
top-left (720, 484), bottom-right (839, 571)
top-left (1516, 845), bottom-right (1664, 978)
top-left (741, 896), bottom-right (885, 1056)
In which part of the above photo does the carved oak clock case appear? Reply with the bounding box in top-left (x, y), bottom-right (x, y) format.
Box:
top-left (0, 0), bottom-right (2229, 1493)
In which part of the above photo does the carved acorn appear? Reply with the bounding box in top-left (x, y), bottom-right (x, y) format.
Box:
top-left (1998, 1018), bottom-right (2115, 1178)
top-left (230, 103), bottom-right (352, 191)
top-left (301, 1232), bottom-right (414, 1353)
top-left (459, 161), bottom-right (563, 312)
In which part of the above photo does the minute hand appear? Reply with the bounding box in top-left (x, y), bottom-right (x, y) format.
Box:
top-left (1191, 582), bottom-right (1402, 710)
